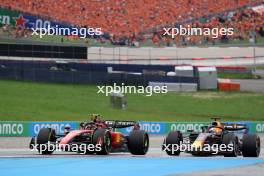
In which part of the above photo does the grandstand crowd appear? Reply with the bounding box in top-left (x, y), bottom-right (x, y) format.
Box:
top-left (1, 0), bottom-right (263, 46)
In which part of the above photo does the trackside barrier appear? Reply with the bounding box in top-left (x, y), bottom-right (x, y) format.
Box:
top-left (0, 121), bottom-right (78, 137)
top-left (0, 121), bottom-right (263, 136)
top-left (251, 122), bottom-right (264, 133)
top-left (118, 121), bottom-right (261, 134)
top-left (29, 122), bottom-right (78, 136)
top-left (0, 121), bottom-right (29, 136)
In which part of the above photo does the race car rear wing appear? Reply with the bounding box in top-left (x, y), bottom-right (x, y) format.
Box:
top-left (104, 120), bottom-right (138, 128)
top-left (223, 123), bottom-right (249, 133)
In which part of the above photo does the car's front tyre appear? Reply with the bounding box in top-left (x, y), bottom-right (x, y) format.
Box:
top-left (242, 134), bottom-right (260, 157)
top-left (128, 130), bottom-right (149, 155)
top-left (36, 128), bottom-right (56, 155)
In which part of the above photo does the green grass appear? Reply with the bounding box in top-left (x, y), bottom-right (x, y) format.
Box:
top-left (256, 65), bottom-right (264, 70)
top-left (217, 72), bottom-right (254, 79)
top-left (0, 80), bottom-right (264, 122)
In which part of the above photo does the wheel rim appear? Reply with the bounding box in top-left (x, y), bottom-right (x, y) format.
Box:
top-left (256, 137), bottom-right (260, 156)
top-left (104, 133), bottom-right (111, 152)
top-left (143, 134), bottom-right (149, 153)
top-left (233, 138), bottom-right (239, 156)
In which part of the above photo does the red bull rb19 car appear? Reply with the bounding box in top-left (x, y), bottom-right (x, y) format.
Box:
top-left (163, 118), bottom-right (260, 157)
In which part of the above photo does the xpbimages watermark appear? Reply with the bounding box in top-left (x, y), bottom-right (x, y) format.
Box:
top-left (163, 25), bottom-right (234, 39)
top-left (97, 83), bottom-right (168, 96)
top-left (30, 141), bottom-right (102, 154)
top-left (162, 142), bottom-right (234, 155)
top-left (31, 25), bottom-right (103, 38)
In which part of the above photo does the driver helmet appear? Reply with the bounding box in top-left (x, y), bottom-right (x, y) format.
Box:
top-left (209, 127), bottom-right (222, 134)
top-left (209, 121), bottom-right (223, 134)
top-left (64, 124), bottom-right (71, 134)
top-left (91, 114), bottom-right (102, 123)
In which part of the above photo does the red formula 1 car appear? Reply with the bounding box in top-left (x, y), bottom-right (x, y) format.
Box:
top-left (29, 118), bottom-right (149, 155)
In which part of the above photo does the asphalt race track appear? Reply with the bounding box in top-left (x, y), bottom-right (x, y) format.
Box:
top-left (0, 135), bottom-right (263, 176)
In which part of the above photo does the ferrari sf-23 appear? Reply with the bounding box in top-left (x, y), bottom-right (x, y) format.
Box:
top-left (30, 115), bottom-right (149, 155)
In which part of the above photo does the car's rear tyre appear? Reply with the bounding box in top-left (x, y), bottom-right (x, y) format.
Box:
top-left (128, 130), bottom-right (149, 155)
top-left (163, 131), bottom-right (182, 156)
top-left (93, 129), bottom-right (111, 155)
top-left (242, 134), bottom-right (260, 157)
top-left (222, 133), bottom-right (239, 157)
top-left (36, 128), bottom-right (56, 155)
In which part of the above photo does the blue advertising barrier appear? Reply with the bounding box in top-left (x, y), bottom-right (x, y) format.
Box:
top-left (29, 121), bottom-right (78, 136)
top-left (23, 14), bottom-right (71, 30)
top-left (23, 13), bottom-right (98, 38)
top-left (119, 121), bottom-right (256, 135)
top-left (0, 121), bottom-right (261, 137)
